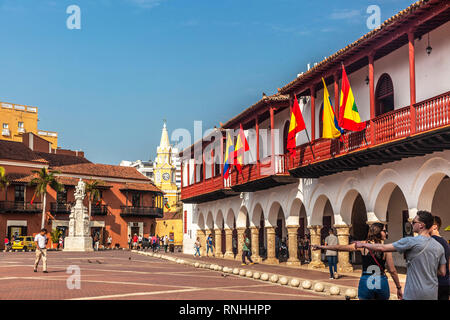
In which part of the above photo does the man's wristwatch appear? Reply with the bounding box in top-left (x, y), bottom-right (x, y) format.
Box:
top-left (396, 286), bottom-right (402, 289)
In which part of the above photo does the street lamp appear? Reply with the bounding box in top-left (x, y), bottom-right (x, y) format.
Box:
top-left (426, 33), bottom-right (432, 55)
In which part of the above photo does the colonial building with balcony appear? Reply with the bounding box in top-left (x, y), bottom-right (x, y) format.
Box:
top-left (0, 133), bottom-right (164, 249)
top-left (181, 0), bottom-right (450, 269)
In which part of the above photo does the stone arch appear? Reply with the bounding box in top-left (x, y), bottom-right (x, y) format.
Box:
top-left (431, 176), bottom-right (450, 240)
top-left (205, 211), bottom-right (214, 230)
top-left (310, 194), bottom-right (330, 226)
top-left (197, 212), bottom-right (205, 230)
top-left (339, 189), bottom-right (360, 225)
top-left (412, 157), bottom-right (450, 211)
top-left (251, 202), bottom-right (264, 227)
top-left (236, 206), bottom-right (249, 228)
top-left (368, 169), bottom-right (404, 220)
top-left (373, 182), bottom-right (399, 222)
top-left (225, 208), bottom-right (235, 229)
top-left (215, 210), bottom-right (224, 229)
top-left (267, 201), bottom-right (282, 227)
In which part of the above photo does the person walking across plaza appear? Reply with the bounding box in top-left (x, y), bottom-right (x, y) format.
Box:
top-left (164, 235), bottom-right (168, 253)
top-left (206, 234), bottom-right (215, 257)
top-left (324, 229), bottom-right (339, 279)
top-left (430, 215), bottom-right (449, 300)
top-left (128, 234), bottom-right (132, 249)
top-left (194, 237), bottom-right (201, 257)
top-left (356, 211), bottom-right (446, 300)
top-left (107, 235), bottom-right (112, 249)
top-left (34, 228), bottom-right (48, 273)
top-left (303, 236), bottom-right (310, 263)
top-left (313, 223), bottom-right (402, 300)
top-left (241, 234), bottom-right (254, 266)
top-left (4, 236), bottom-right (10, 252)
top-left (132, 234), bottom-right (138, 250)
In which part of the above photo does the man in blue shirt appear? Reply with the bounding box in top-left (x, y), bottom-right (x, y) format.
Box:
top-left (431, 216), bottom-right (449, 300)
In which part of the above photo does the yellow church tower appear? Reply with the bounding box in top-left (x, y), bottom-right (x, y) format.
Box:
top-left (154, 121), bottom-right (182, 248)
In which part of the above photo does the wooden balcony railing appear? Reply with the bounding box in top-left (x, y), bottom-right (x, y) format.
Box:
top-left (120, 206), bottom-right (163, 218)
top-left (50, 202), bottom-right (72, 214)
top-left (415, 91), bottom-right (450, 132)
top-left (181, 175), bottom-right (226, 201)
top-left (0, 201), bottom-right (43, 213)
top-left (91, 204), bottom-right (108, 216)
top-left (290, 91), bottom-right (450, 171)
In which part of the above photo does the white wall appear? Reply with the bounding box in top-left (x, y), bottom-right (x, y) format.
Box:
top-left (416, 21), bottom-right (450, 103)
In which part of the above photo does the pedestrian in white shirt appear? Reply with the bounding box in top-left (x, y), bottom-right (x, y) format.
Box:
top-left (34, 228), bottom-right (48, 273)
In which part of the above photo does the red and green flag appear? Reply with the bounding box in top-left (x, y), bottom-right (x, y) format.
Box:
top-left (338, 65), bottom-right (366, 131)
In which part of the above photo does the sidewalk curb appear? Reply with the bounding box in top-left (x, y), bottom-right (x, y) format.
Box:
top-left (133, 250), bottom-right (382, 300)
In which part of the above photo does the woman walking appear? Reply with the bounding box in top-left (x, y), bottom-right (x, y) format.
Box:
top-left (194, 237), bottom-right (201, 257)
top-left (312, 223), bottom-right (403, 300)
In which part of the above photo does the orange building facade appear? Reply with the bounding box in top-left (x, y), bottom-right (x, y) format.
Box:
top-left (0, 133), bottom-right (164, 249)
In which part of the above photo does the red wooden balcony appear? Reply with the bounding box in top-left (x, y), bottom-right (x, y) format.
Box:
top-left (181, 174), bottom-right (238, 204)
top-left (229, 154), bottom-right (297, 192)
top-left (289, 91), bottom-right (450, 178)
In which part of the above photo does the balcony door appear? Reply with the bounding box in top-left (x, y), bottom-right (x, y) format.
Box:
top-left (375, 73), bottom-right (394, 116)
top-left (14, 185), bottom-right (25, 203)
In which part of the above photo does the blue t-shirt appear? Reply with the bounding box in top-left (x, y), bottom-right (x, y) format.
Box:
top-left (431, 235), bottom-right (450, 287)
top-left (207, 236), bottom-right (213, 246)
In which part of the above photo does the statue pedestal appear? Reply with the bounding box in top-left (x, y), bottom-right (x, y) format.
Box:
top-left (64, 237), bottom-right (94, 252)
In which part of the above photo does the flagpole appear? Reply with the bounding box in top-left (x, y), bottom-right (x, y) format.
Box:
top-left (304, 129), bottom-right (315, 159)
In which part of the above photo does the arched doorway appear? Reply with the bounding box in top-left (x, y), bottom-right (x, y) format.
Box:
top-left (431, 176), bottom-right (450, 242)
top-left (375, 73), bottom-right (394, 116)
top-left (351, 194), bottom-right (369, 241)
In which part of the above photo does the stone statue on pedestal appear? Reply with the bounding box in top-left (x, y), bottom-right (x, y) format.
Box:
top-left (64, 179), bottom-right (93, 252)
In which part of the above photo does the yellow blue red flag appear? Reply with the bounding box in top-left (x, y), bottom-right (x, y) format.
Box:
top-left (223, 130), bottom-right (235, 179)
top-left (322, 78), bottom-right (344, 139)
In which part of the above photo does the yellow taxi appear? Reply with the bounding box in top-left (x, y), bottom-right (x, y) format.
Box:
top-left (11, 236), bottom-right (36, 252)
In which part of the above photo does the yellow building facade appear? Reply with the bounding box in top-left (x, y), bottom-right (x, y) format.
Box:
top-left (154, 121), bottom-right (182, 247)
top-left (0, 102), bottom-right (58, 148)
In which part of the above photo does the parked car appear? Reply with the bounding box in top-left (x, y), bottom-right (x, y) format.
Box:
top-left (12, 236), bottom-right (36, 252)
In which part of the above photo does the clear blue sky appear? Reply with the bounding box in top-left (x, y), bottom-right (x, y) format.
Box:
top-left (0, 0), bottom-right (415, 164)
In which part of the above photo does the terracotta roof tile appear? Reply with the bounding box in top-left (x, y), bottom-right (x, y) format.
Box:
top-left (119, 182), bottom-right (162, 193)
top-left (52, 163), bottom-right (152, 181)
top-left (0, 140), bottom-right (47, 164)
top-left (34, 152), bottom-right (91, 167)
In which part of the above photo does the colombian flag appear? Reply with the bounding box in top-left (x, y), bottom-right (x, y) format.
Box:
top-left (233, 124), bottom-right (249, 174)
top-left (322, 78), bottom-right (344, 139)
top-left (338, 65), bottom-right (366, 131)
top-left (287, 95), bottom-right (306, 158)
top-left (223, 130), bottom-right (235, 179)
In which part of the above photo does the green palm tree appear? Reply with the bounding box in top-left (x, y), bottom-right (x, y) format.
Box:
top-left (0, 167), bottom-right (10, 201)
top-left (86, 180), bottom-right (102, 219)
top-left (30, 168), bottom-right (63, 229)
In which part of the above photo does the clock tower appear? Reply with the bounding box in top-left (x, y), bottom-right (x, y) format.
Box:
top-left (153, 121), bottom-right (178, 213)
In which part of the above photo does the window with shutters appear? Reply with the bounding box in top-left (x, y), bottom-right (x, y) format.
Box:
top-left (375, 73), bottom-right (394, 116)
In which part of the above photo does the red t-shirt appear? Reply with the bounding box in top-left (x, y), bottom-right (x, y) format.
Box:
top-left (133, 236), bottom-right (138, 243)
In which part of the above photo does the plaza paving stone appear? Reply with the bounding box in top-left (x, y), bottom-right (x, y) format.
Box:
top-left (0, 250), bottom-right (343, 300)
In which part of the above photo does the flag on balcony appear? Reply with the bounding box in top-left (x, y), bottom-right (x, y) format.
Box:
top-left (233, 123), bottom-right (249, 174)
top-left (287, 95), bottom-right (306, 158)
top-left (223, 130), bottom-right (235, 179)
top-left (338, 65), bottom-right (366, 131)
top-left (322, 78), bottom-right (344, 139)
top-left (30, 192), bottom-right (36, 205)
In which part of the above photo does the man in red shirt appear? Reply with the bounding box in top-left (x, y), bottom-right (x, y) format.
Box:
top-left (132, 234), bottom-right (138, 250)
